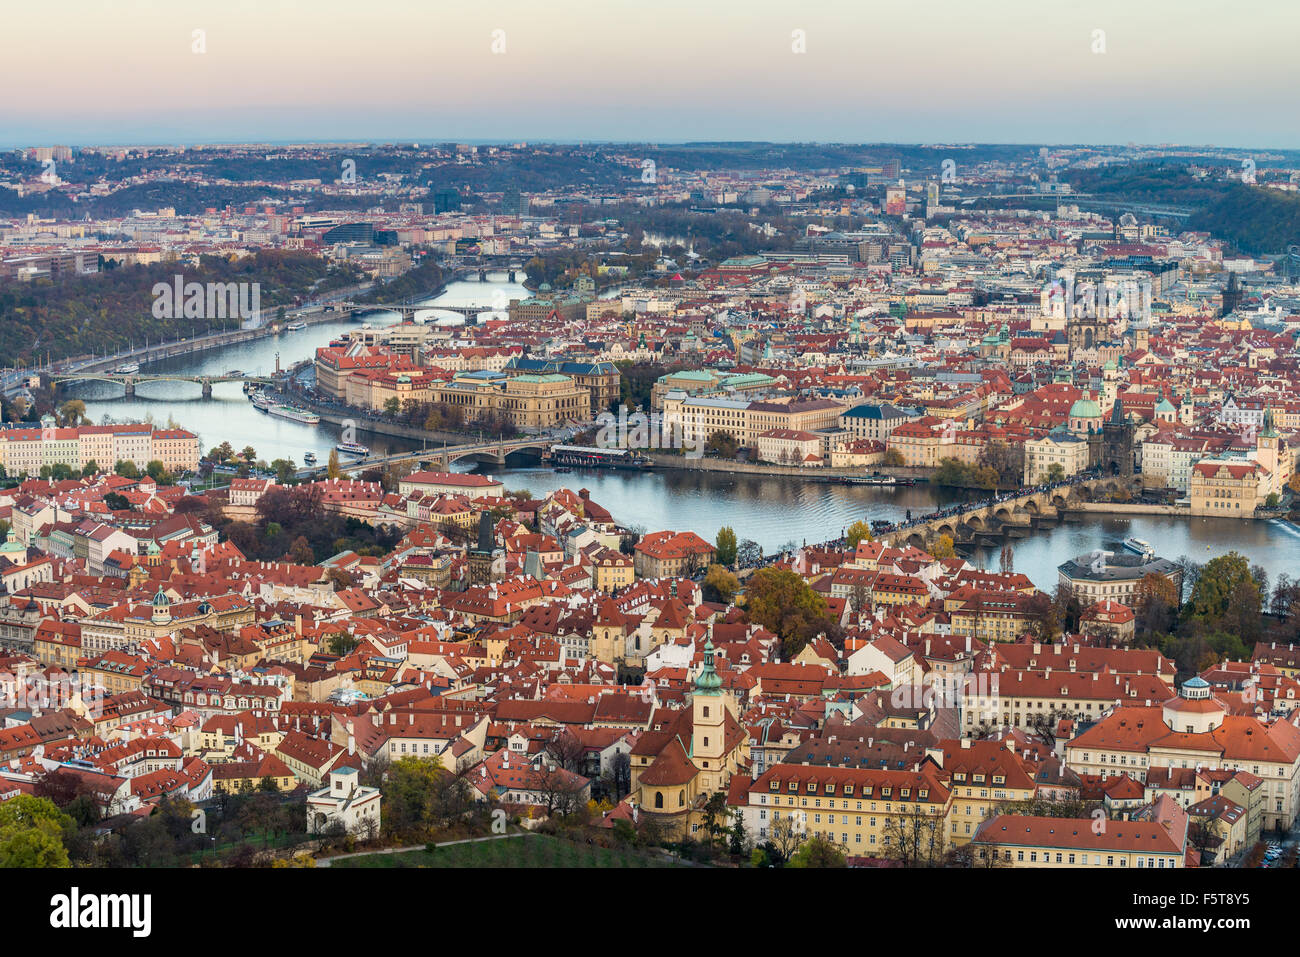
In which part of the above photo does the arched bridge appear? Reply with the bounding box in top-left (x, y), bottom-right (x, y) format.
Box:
top-left (310, 437), bottom-right (552, 476)
top-left (51, 372), bottom-right (277, 398)
top-left (884, 477), bottom-right (1129, 551)
top-left (338, 301), bottom-right (503, 321)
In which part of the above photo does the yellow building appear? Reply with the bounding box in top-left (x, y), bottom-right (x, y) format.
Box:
top-left (971, 812), bottom-right (1185, 868)
top-left (737, 764), bottom-right (953, 860)
top-left (1188, 459), bottom-right (1261, 516)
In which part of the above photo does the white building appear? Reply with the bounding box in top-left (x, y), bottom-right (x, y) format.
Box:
top-left (306, 767), bottom-right (381, 836)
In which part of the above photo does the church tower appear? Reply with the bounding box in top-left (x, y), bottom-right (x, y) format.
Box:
top-left (692, 638), bottom-right (728, 792)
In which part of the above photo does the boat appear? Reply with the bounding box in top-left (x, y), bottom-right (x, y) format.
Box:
top-left (847, 473), bottom-right (898, 487)
top-left (250, 391), bottom-right (273, 411)
top-left (115, 362), bottom-right (140, 374)
top-left (268, 403), bottom-right (321, 425)
top-left (336, 442), bottom-right (370, 457)
top-left (1123, 537), bottom-right (1154, 557)
top-left (285, 321), bottom-right (306, 331)
top-left (303, 452), bottom-right (317, 465)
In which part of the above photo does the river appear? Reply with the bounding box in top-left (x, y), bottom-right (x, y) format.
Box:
top-left (479, 466), bottom-right (1300, 591)
top-left (63, 274), bottom-right (1300, 592)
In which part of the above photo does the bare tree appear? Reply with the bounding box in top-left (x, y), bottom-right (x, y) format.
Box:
top-left (882, 804), bottom-right (945, 866)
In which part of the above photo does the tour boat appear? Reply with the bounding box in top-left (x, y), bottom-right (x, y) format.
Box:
top-left (249, 391), bottom-right (273, 411)
top-left (285, 321), bottom-right (307, 331)
top-left (336, 442), bottom-right (370, 457)
top-left (1123, 537), bottom-right (1154, 557)
top-left (303, 452), bottom-right (318, 465)
top-left (115, 362), bottom-right (140, 374)
top-left (268, 403), bottom-right (321, 425)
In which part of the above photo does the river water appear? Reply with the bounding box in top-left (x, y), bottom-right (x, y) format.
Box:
top-left (64, 274), bottom-right (1300, 592)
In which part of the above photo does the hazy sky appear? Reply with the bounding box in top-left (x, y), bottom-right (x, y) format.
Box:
top-left (3, 0), bottom-right (1297, 148)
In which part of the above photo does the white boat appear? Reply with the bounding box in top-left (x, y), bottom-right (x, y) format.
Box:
top-left (1123, 537), bottom-right (1154, 557)
top-left (268, 404), bottom-right (321, 425)
top-left (116, 362), bottom-right (140, 374)
top-left (336, 442), bottom-right (370, 457)
top-left (285, 321), bottom-right (306, 331)
top-left (250, 391), bottom-right (273, 411)
top-left (303, 452), bottom-right (317, 465)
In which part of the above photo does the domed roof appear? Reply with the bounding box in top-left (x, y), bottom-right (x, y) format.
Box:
top-left (151, 586), bottom-right (170, 607)
top-left (1069, 398), bottom-right (1101, 419)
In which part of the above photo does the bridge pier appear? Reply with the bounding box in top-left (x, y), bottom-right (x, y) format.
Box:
top-left (201, 379), bottom-right (212, 399)
top-left (124, 379), bottom-right (134, 397)
top-left (478, 269), bottom-right (487, 281)
top-left (507, 270), bottom-right (516, 283)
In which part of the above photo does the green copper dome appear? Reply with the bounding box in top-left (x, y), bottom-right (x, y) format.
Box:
top-left (1069, 398), bottom-right (1101, 419)
top-left (695, 638), bottom-right (722, 695)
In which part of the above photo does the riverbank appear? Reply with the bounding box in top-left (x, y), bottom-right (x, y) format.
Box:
top-left (644, 453), bottom-right (934, 482)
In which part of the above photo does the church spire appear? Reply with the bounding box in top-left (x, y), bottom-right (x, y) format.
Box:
top-left (695, 637), bottom-right (722, 695)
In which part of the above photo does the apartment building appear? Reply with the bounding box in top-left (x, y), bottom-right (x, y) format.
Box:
top-left (736, 765), bottom-right (953, 858)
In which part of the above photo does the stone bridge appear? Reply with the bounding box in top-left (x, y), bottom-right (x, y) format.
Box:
top-left (883, 477), bottom-right (1130, 550)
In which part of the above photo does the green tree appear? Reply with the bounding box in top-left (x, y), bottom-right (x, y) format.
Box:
top-left (271, 458), bottom-right (297, 484)
top-left (145, 459), bottom-right (171, 484)
top-left (1189, 551), bottom-right (1255, 622)
top-left (744, 567), bottom-right (831, 659)
top-left (384, 398), bottom-right (401, 417)
top-left (846, 520), bottom-right (873, 548)
top-left (114, 459), bottom-right (140, 479)
top-left (788, 835), bottom-right (847, 868)
top-left (82, 458), bottom-right (100, 476)
top-left (715, 526), bottom-right (738, 567)
top-left (0, 795), bottom-right (73, 868)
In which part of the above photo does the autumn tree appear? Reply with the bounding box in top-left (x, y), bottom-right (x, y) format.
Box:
top-left (930, 534), bottom-right (956, 559)
top-left (744, 567), bottom-right (832, 659)
top-left (703, 564), bottom-right (739, 604)
top-left (846, 520), bottom-right (873, 548)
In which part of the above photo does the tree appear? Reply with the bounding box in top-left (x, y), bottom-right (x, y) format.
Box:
top-left (930, 534), bottom-right (956, 559)
top-left (82, 458), bottom-right (100, 476)
top-left (58, 399), bottom-right (87, 427)
top-left (1043, 463), bottom-right (1066, 484)
top-left (103, 491), bottom-right (130, 511)
top-left (846, 520), bottom-right (873, 549)
top-left (788, 835), bottom-right (848, 868)
top-left (715, 526), bottom-right (738, 567)
top-left (999, 543), bottom-right (1015, 575)
top-left (146, 459), bottom-right (172, 484)
top-left (271, 458), bottom-right (297, 484)
top-left (0, 795), bottom-right (73, 868)
top-left (883, 448), bottom-right (905, 467)
top-left (287, 535), bottom-right (316, 565)
top-left (704, 431), bottom-right (738, 459)
top-left (240, 446), bottom-right (257, 462)
top-left (1136, 572), bottom-right (1179, 637)
top-left (1189, 551), bottom-right (1255, 622)
top-left (882, 804), bottom-right (945, 866)
top-left (703, 564), bottom-right (739, 604)
top-left (384, 398), bottom-right (401, 417)
top-left (114, 459), bottom-right (139, 479)
top-left (744, 567), bottom-right (831, 659)
top-left (327, 449), bottom-right (343, 479)
top-left (736, 538), bottom-right (763, 567)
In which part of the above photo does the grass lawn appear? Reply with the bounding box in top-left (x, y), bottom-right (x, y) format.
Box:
top-left (332, 835), bottom-right (685, 868)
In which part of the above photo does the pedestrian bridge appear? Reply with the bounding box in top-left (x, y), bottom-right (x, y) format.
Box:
top-left (883, 477), bottom-right (1129, 550)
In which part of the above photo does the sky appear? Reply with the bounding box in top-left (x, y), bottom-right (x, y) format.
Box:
top-left (3, 0), bottom-right (1297, 148)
